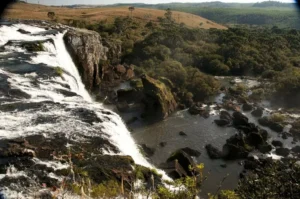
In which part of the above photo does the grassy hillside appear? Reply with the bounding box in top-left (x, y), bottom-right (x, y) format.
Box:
top-left (113, 1), bottom-right (300, 29)
top-left (3, 2), bottom-right (226, 29)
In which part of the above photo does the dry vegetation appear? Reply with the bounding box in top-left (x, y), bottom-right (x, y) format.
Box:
top-left (3, 2), bottom-right (226, 29)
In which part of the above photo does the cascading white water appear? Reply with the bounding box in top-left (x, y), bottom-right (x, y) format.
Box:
top-left (0, 23), bottom-right (170, 194)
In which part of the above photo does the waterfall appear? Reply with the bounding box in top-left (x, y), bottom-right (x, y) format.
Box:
top-left (0, 23), bottom-right (170, 197)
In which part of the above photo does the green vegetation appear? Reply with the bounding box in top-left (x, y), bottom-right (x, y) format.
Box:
top-left (54, 66), bottom-right (63, 77)
top-left (236, 159), bottom-right (300, 199)
top-left (65, 7), bottom-right (300, 106)
top-left (269, 113), bottom-right (286, 123)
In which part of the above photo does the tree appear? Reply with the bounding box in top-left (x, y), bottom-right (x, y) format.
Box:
top-left (47, 12), bottom-right (55, 20)
top-left (164, 8), bottom-right (173, 21)
top-left (128, 6), bottom-right (135, 18)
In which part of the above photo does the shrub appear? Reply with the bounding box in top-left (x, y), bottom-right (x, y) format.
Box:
top-left (155, 60), bottom-right (187, 87)
top-left (269, 113), bottom-right (286, 123)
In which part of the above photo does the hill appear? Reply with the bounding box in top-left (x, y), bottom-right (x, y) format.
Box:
top-left (2, 2), bottom-right (226, 30)
top-left (112, 1), bottom-right (300, 29)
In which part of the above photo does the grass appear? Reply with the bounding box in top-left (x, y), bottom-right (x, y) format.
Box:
top-left (3, 2), bottom-right (226, 29)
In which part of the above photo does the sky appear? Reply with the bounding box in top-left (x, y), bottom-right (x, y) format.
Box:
top-left (26, 0), bottom-right (295, 6)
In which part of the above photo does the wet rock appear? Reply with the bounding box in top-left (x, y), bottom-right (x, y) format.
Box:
top-left (55, 89), bottom-right (78, 97)
top-left (222, 134), bottom-right (251, 159)
top-left (64, 28), bottom-right (108, 91)
top-left (179, 131), bottom-right (187, 136)
top-left (242, 103), bottom-right (253, 111)
top-left (247, 132), bottom-right (265, 147)
top-left (232, 111), bottom-right (249, 127)
top-left (205, 144), bottom-right (223, 159)
top-left (188, 104), bottom-right (205, 115)
top-left (223, 102), bottom-right (240, 112)
top-left (180, 147), bottom-right (201, 157)
top-left (270, 123), bottom-right (284, 133)
top-left (141, 75), bottom-right (177, 120)
top-left (214, 119), bottom-right (230, 127)
top-left (258, 117), bottom-right (284, 132)
top-left (275, 148), bottom-right (290, 157)
top-left (71, 108), bottom-right (102, 125)
top-left (258, 144), bottom-right (272, 154)
top-left (116, 102), bottom-right (130, 112)
top-left (159, 142), bottom-right (167, 147)
top-left (141, 144), bottom-right (155, 157)
top-left (272, 140), bottom-right (283, 147)
top-left (220, 111), bottom-right (232, 121)
top-left (126, 116), bottom-right (138, 125)
top-left (251, 107), bottom-right (264, 117)
top-left (33, 115), bottom-right (59, 125)
top-left (220, 164), bottom-right (227, 168)
top-left (282, 132), bottom-right (289, 139)
top-left (167, 150), bottom-right (196, 178)
top-left (258, 117), bottom-right (270, 126)
top-left (117, 88), bottom-right (142, 104)
top-left (17, 29), bottom-right (31, 34)
top-left (291, 146), bottom-right (300, 154)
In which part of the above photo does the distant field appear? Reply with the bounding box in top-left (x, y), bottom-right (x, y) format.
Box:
top-left (3, 2), bottom-right (227, 30)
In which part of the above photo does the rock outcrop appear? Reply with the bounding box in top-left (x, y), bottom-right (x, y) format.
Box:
top-left (141, 75), bottom-right (177, 119)
top-left (64, 28), bottom-right (108, 91)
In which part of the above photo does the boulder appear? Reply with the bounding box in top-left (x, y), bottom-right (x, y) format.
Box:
top-left (141, 144), bottom-right (155, 157)
top-left (220, 111), bottom-right (232, 121)
top-left (242, 103), bottom-right (253, 111)
top-left (247, 132), bottom-right (265, 147)
top-left (117, 88), bottom-right (141, 104)
top-left (214, 119), bottom-right (230, 127)
top-left (269, 123), bottom-right (284, 133)
top-left (116, 102), bottom-right (130, 112)
top-left (272, 140), bottom-right (283, 148)
top-left (275, 148), bottom-right (290, 157)
top-left (291, 146), bottom-right (300, 154)
top-left (258, 117), bottom-right (284, 132)
top-left (232, 111), bottom-right (249, 127)
top-left (251, 107), bottom-right (264, 117)
top-left (258, 117), bottom-right (270, 126)
top-left (179, 131), bottom-right (187, 136)
top-left (188, 104), bottom-right (205, 115)
top-left (205, 144), bottom-right (223, 159)
top-left (167, 150), bottom-right (196, 178)
top-left (258, 144), bottom-right (272, 154)
top-left (64, 28), bottom-right (108, 91)
top-left (159, 142), bottom-right (167, 147)
top-left (222, 134), bottom-right (251, 159)
top-left (223, 102), bottom-right (240, 112)
top-left (17, 29), bottom-right (31, 34)
top-left (180, 147), bottom-right (201, 157)
top-left (115, 64), bottom-right (126, 74)
top-left (141, 75), bottom-right (177, 119)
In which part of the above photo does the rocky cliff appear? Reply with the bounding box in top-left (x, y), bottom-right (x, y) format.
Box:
top-left (64, 28), bottom-right (108, 91)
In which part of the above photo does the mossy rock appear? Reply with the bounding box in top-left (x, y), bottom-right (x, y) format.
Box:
top-left (141, 75), bottom-right (177, 119)
top-left (130, 79), bottom-right (143, 90)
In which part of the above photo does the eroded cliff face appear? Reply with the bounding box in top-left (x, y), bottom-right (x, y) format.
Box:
top-left (63, 28), bottom-right (108, 91)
